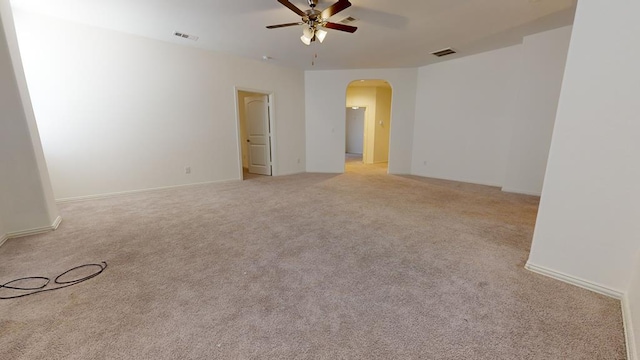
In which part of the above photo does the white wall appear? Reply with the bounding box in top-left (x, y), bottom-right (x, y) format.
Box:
top-left (411, 45), bottom-right (522, 187)
top-left (528, 0), bottom-right (640, 297)
top-left (502, 26), bottom-right (572, 196)
top-left (305, 68), bottom-right (418, 174)
top-left (0, 0), bottom-right (58, 235)
top-left (411, 26), bottom-right (572, 192)
top-left (13, 9), bottom-right (306, 200)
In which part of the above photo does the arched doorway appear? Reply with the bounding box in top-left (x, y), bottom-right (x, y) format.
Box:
top-left (345, 79), bottom-right (393, 171)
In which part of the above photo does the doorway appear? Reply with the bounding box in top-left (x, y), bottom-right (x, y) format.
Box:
top-left (345, 80), bottom-right (393, 171)
top-left (346, 107), bottom-right (365, 155)
top-left (235, 89), bottom-right (274, 180)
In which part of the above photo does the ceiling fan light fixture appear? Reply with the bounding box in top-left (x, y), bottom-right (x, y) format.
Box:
top-left (303, 26), bottom-right (315, 40)
top-left (300, 35), bottom-right (312, 46)
top-left (315, 29), bottom-right (327, 43)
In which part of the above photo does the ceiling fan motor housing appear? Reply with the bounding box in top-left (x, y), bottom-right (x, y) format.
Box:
top-left (304, 10), bottom-right (322, 27)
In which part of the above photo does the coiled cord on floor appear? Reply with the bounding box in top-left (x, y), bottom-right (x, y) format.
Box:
top-left (0, 262), bottom-right (107, 300)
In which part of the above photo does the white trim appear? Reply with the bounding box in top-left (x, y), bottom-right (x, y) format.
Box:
top-left (276, 170), bottom-right (306, 177)
top-left (0, 233), bottom-right (7, 248)
top-left (623, 295), bottom-right (637, 360)
top-left (501, 187), bottom-right (542, 197)
top-left (51, 215), bottom-right (62, 230)
top-left (56, 179), bottom-right (237, 203)
top-left (5, 216), bottom-right (63, 240)
top-left (525, 262), bottom-right (623, 299)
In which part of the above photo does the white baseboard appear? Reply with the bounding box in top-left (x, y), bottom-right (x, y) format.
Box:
top-left (0, 233), bottom-right (7, 248)
top-left (501, 187), bottom-right (542, 197)
top-left (56, 179), bottom-right (238, 203)
top-left (525, 262), bottom-right (623, 299)
top-left (275, 170), bottom-right (306, 177)
top-left (4, 216), bottom-right (63, 240)
top-left (51, 215), bottom-right (62, 230)
top-left (622, 295), bottom-right (637, 360)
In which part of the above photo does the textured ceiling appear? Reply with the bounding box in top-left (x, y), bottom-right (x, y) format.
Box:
top-left (11, 0), bottom-right (577, 70)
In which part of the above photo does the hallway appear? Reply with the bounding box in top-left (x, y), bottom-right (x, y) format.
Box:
top-left (344, 153), bottom-right (388, 175)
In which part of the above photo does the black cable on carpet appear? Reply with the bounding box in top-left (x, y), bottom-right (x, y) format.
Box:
top-left (0, 262), bottom-right (107, 300)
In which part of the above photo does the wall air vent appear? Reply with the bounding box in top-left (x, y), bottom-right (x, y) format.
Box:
top-left (431, 48), bottom-right (457, 57)
top-left (340, 16), bottom-right (358, 24)
top-left (173, 31), bottom-right (199, 41)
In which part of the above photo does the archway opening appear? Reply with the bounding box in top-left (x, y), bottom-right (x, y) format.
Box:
top-left (345, 79), bottom-right (393, 173)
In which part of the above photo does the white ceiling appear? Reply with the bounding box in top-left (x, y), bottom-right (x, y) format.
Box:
top-left (10, 0), bottom-right (576, 70)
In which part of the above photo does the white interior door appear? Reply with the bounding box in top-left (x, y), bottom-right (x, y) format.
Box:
top-left (245, 95), bottom-right (272, 176)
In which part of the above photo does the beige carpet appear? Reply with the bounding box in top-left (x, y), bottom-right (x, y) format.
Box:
top-left (0, 158), bottom-right (626, 359)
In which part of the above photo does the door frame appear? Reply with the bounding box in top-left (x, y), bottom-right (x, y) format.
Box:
top-left (234, 87), bottom-right (277, 180)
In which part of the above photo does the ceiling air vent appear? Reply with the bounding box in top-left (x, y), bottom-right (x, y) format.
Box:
top-left (340, 16), bottom-right (358, 24)
top-left (431, 48), bottom-right (457, 57)
top-left (174, 31), bottom-right (199, 41)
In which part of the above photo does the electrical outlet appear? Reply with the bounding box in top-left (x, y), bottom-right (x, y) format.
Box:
top-left (297, 158), bottom-right (301, 164)
top-left (185, 166), bottom-right (191, 174)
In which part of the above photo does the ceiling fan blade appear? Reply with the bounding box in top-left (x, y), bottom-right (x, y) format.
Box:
top-left (266, 22), bottom-right (304, 29)
top-left (321, 0), bottom-right (352, 19)
top-left (323, 22), bottom-right (358, 33)
top-left (277, 0), bottom-right (306, 17)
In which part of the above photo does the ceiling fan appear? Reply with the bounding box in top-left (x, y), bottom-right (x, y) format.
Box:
top-left (267, 0), bottom-right (358, 45)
